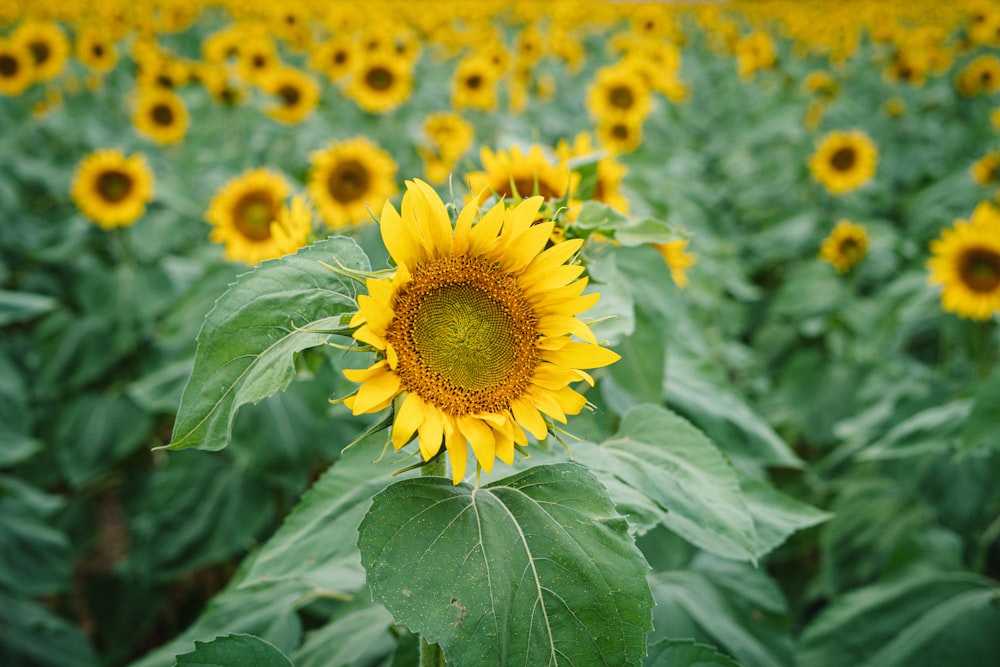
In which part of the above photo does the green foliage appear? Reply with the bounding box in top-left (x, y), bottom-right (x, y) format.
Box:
top-left (173, 634), bottom-right (294, 667)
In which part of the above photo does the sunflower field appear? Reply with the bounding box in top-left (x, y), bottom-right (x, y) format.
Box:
top-left (3, 0), bottom-right (1000, 665)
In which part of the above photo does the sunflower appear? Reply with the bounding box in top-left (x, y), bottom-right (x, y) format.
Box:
top-left (819, 220), bottom-right (869, 274)
top-left (653, 239), bottom-right (697, 289)
top-left (237, 32), bottom-right (280, 84)
top-left (132, 87), bottom-right (189, 145)
top-left (424, 112), bottom-right (474, 162)
top-left (971, 150), bottom-right (1000, 187)
top-left (466, 145), bottom-right (572, 203)
top-left (344, 179), bottom-right (620, 483)
top-left (346, 53), bottom-right (413, 113)
top-left (260, 66), bottom-right (320, 124)
top-left (809, 130), bottom-right (879, 195)
top-left (0, 38), bottom-right (34, 96)
top-left (735, 31), bottom-right (778, 79)
top-left (596, 117), bottom-right (643, 155)
top-left (12, 20), bottom-right (69, 84)
top-left (956, 54), bottom-right (1000, 97)
top-left (74, 25), bottom-right (117, 74)
top-left (206, 168), bottom-right (302, 265)
top-left (71, 149), bottom-right (154, 229)
top-left (928, 203), bottom-right (1000, 321)
top-left (451, 53), bottom-right (500, 111)
top-left (309, 37), bottom-right (355, 82)
top-left (307, 137), bottom-right (398, 228)
top-left (586, 61), bottom-right (651, 124)
top-left (556, 132), bottom-right (630, 214)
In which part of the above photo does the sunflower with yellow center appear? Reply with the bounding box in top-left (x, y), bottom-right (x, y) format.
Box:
top-left (466, 145), bottom-right (573, 204)
top-left (809, 130), bottom-right (879, 195)
top-left (820, 220), bottom-right (869, 274)
top-left (71, 149), bottom-right (154, 229)
top-left (133, 87), bottom-right (189, 145)
top-left (206, 168), bottom-right (303, 265)
top-left (344, 179), bottom-right (619, 483)
top-left (12, 20), bottom-right (69, 84)
top-left (307, 137), bottom-right (398, 229)
top-left (451, 53), bottom-right (501, 112)
top-left (596, 117), bottom-right (643, 155)
top-left (0, 37), bottom-right (34, 96)
top-left (928, 202), bottom-right (1000, 321)
top-left (309, 37), bottom-right (356, 82)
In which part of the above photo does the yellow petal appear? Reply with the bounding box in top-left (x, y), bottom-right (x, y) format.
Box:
top-left (468, 200), bottom-right (505, 256)
top-left (351, 366), bottom-right (401, 414)
top-left (493, 424), bottom-right (516, 465)
top-left (457, 415), bottom-right (496, 473)
top-left (365, 277), bottom-right (396, 308)
top-left (343, 360), bottom-right (388, 383)
top-left (510, 396), bottom-right (548, 440)
top-left (552, 385), bottom-right (588, 416)
top-left (409, 179), bottom-right (453, 257)
top-left (537, 291), bottom-right (601, 317)
top-left (354, 293), bottom-right (393, 335)
top-left (542, 342), bottom-right (621, 370)
top-left (352, 324), bottom-right (387, 350)
top-left (525, 387), bottom-right (568, 423)
top-left (520, 264), bottom-right (585, 295)
top-left (452, 197), bottom-right (480, 255)
top-left (378, 199), bottom-right (420, 271)
top-left (443, 418), bottom-right (468, 484)
top-left (530, 363), bottom-right (581, 390)
top-left (417, 404), bottom-right (444, 460)
top-left (392, 391), bottom-right (425, 450)
top-left (537, 314), bottom-right (598, 345)
top-left (500, 221), bottom-right (553, 273)
top-left (519, 238), bottom-right (584, 285)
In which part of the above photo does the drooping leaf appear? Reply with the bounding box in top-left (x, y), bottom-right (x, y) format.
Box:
top-left (291, 599), bottom-right (396, 667)
top-left (173, 633), bottom-right (293, 667)
top-left (357, 462), bottom-right (653, 666)
top-left (168, 236), bottom-right (368, 451)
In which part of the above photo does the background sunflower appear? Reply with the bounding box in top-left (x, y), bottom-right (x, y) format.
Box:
top-left (71, 149), bottom-right (154, 228)
top-left (307, 137), bottom-right (398, 228)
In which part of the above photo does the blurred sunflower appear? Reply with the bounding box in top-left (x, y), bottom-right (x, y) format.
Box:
top-left (971, 150), bottom-right (1000, 187)
top-left (556, 132), bottom-right (630, 214)
top-left (309, 37), bottom-right (355, 82)
top-left (956, 54), bottom-right (1000, 97)
top-left (71, 149), bottom-right (154, 229)
top-left (12, 19), bottom-right (69, 83)
top-left (820, 220), bottom-right (869, 274)
top-left (451, 53), bottom-right (500, 111)
top-left (0, 37), bottom-right (34, 96)
top-left (237, 33), bottom-right (280, 84)
top-left (928, 203), bottom-right (1000, 320)
top-left (346, 54), bottom-right (412, 113)
top-left (74, 25), bottom-right (117, 74)
top-left (653, 239), bottom-right (697, 289)
top-left (344, 179), bottom-right (619, 483)
top-left (596, 117), bottom-right (643, 155)
top-left (466, 145), bottom-right (572, 203)
top-left (260, 66), bottom-right (320, 124)
top-left (206, 168), bottom-right (305, 265)
top-left (735, 30), bottom-right (777, 79)
top-left (586, 61), bottom-right (651, 124)
top-left (202, 25), bottom-right (242, 64)
top-left (133, 87), bottom-right (189, 145)
top-left (424, 112), bottom-right (474, 162)
top-left (809, 130), bottom-right (878, 195)
top-left (307, 137), bottom-right (398, 228)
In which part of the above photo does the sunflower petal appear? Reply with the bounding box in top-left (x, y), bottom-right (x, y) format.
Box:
top-left (443, 418), bottom-right (468, 484)
top-left (542, 341), bottom-right (621, 369)
top-left (457, 415), bottom-right (496, 473)
top-left (417, 404), bottom-right (444, 460)
top-left (510, 396), bottom-right (548, 440)
top-left (379, 199), bottom-right (420, 271)
top-left (392, 391), bottom-right (425, 450)
top-left (351, 365), bottom-right (401, 414)
top-left (537, 314), bottom-right (598, 345)
top-left (409, 179), bottom-right (453, 257)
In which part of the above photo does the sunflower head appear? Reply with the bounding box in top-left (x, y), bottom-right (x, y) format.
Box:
top-left (307, 137), bottom-right (399, 229)
top-left (466, 145), bottom-right (572, 204)
top-left (654, 239), bottom-right (697, 288)
top-left (928, 202), bottom-right (1000, 321)
top-left (820, 220), bottom-right (869, 274)
top-left (809, 130), bottom-right (879, 195)
top-left (346, 54), bottom-right (413, 114)
top-left (71, 149), bottom-right (154, 229)
top-left (344, 180), bottom-right (619, 483)
top-left (133, 87), bottom-right (189, 145)
top-left (0, 37), bottom-right (34, 96)
top-left (13, 20), bottom-right (69, 84)
top-left (260, 66), bottom-right (320, 124)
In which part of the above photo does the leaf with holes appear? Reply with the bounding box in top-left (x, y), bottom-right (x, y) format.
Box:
top-left (168, 237), bottom-right (368, 451)
top-left (357, 462), bottom-right (653, 666)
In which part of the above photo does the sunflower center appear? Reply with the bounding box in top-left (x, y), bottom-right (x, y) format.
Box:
top-left (0, 54), bottom-right (18, 77)
top-left (608, 84), bottom-right (635, 110)
top-left (92, 44), bottom-right (105, 58)
top-left (233, 192), bottom-right (275, 241)
top-left (830, 146), bottom-right (857, 171)
top-left (333, 49), bottom-right (348, 65)
top-left (96, 170), bottom-right (134, 203)
top-left (278, 84), bottom-right (301, 106)
top-left (509, 176), bottom-right (561, 200)
top-left (611, 122), bottom-right (630, 140)
top-left (839, 237), bottom-right (864, 264)
top-left (465, 73), bottom-right (483, 90)
top-left (365, 65), bottom-right (394, 91)
top-left (959, 248), bottom-right (1000, 293)
top-left (152, 103), bottom-right (174, 125)
top-left (387, 255), bottom-right (538, 416)
top-left (326, 160), bottom-right (370, 203)
top-left (28, 40), bottom-right (50, 65)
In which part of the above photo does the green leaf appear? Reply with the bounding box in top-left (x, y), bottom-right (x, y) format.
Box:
top-left (644, 638), bottom-right (741, 667)
top-left (609, 306), bottom-right (667, 404)
top-left (0, 594), bottom-right (99, 667)
top-left (173, 633), bottom-right (293, 667)
top-left (962, 363), bottom-right (1000, 453)
top-left (291, 600), bottom-right (396, 667)
top-left (357, 462), bottom-right (653, 666)
top-left (739, 476), bottom-right (831, 556)
top-left (168, 236), bottom-right (369, 451)
top-left (0, 289), bottom-right (57, 326)
top-left (797, 572), bottom-right (1000, 667)
top-left (0, 488), bottom-right (71, 596)
top-left (860, 400), bottom-right (970, 461)
top-left (579, 405), bottom-right (759, 561)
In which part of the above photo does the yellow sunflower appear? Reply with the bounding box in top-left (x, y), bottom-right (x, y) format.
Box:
top-left (309, 37), bottom-right (356, 82)
top-left (556, 132), bottom-right (630, 214)
top-left (956, 54), bottom-right (1000, 97)
top-left (71, 149), bottom-right (154, 229)
top-left (132, 87), bottom-right (189, 145)
top-left (735, 31), bottom-right (778, 79)
top-left (423, 112), bottom-right (474, 162)
top-left (809, 130), bottom-right (879, 195)
top-left (596, 117), bottom-right (643, 155)
top-left (0, 37), bottom-right (34, 96)
top-left (586, 61), bottom-right (651, 124)
top-left (819, 220), bottom-right (869, 274)
top-left (259, 66), bottom-right (320, 125)
top-left (451, 53), bottom-right (500, 112)
top-left (12, 20), bottom-right (69, 84)
top-left (346, 53), bottom-right (413, 114)
top-left (466, 145), bottom-right (572, 203)
top-left (971, 150), bottom-right (1000, 187)
top-left (344, 179), bottom-right (620, 483)
top-left (74, 25), bottom-right (118, 74)
top-left (928, 203), bottom-right (1000, 321)
top-left (307, 137), bottom-right (398, 229)
top-left (206, 168), bottom-right (305, 265)
top-left (653, 240), bottom-right (697, 289)
top-left (237, 32), bottom-right (280, 84)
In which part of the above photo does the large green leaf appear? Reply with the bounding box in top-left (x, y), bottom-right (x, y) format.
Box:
top-left (168, 236), bottom-right (368, 451)
top-left (644, 638), bottom-right (741, 667)
top-left (0, 289), bottom-right (57, 326)
top-left (357, 462), bottom-right (653, 666)
top-left (579, 405), bottom-right (759, 561)
top-left (0, 594), bottom-right (99, 667)
top-left (174, 633), bottom-right (293, 667)
top-left (962, 363), bottom-right (1000, 453)
top-left (797, 572), bottom-right (1000, 667)
top-left (291, 600), bottom-right (397, 667)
